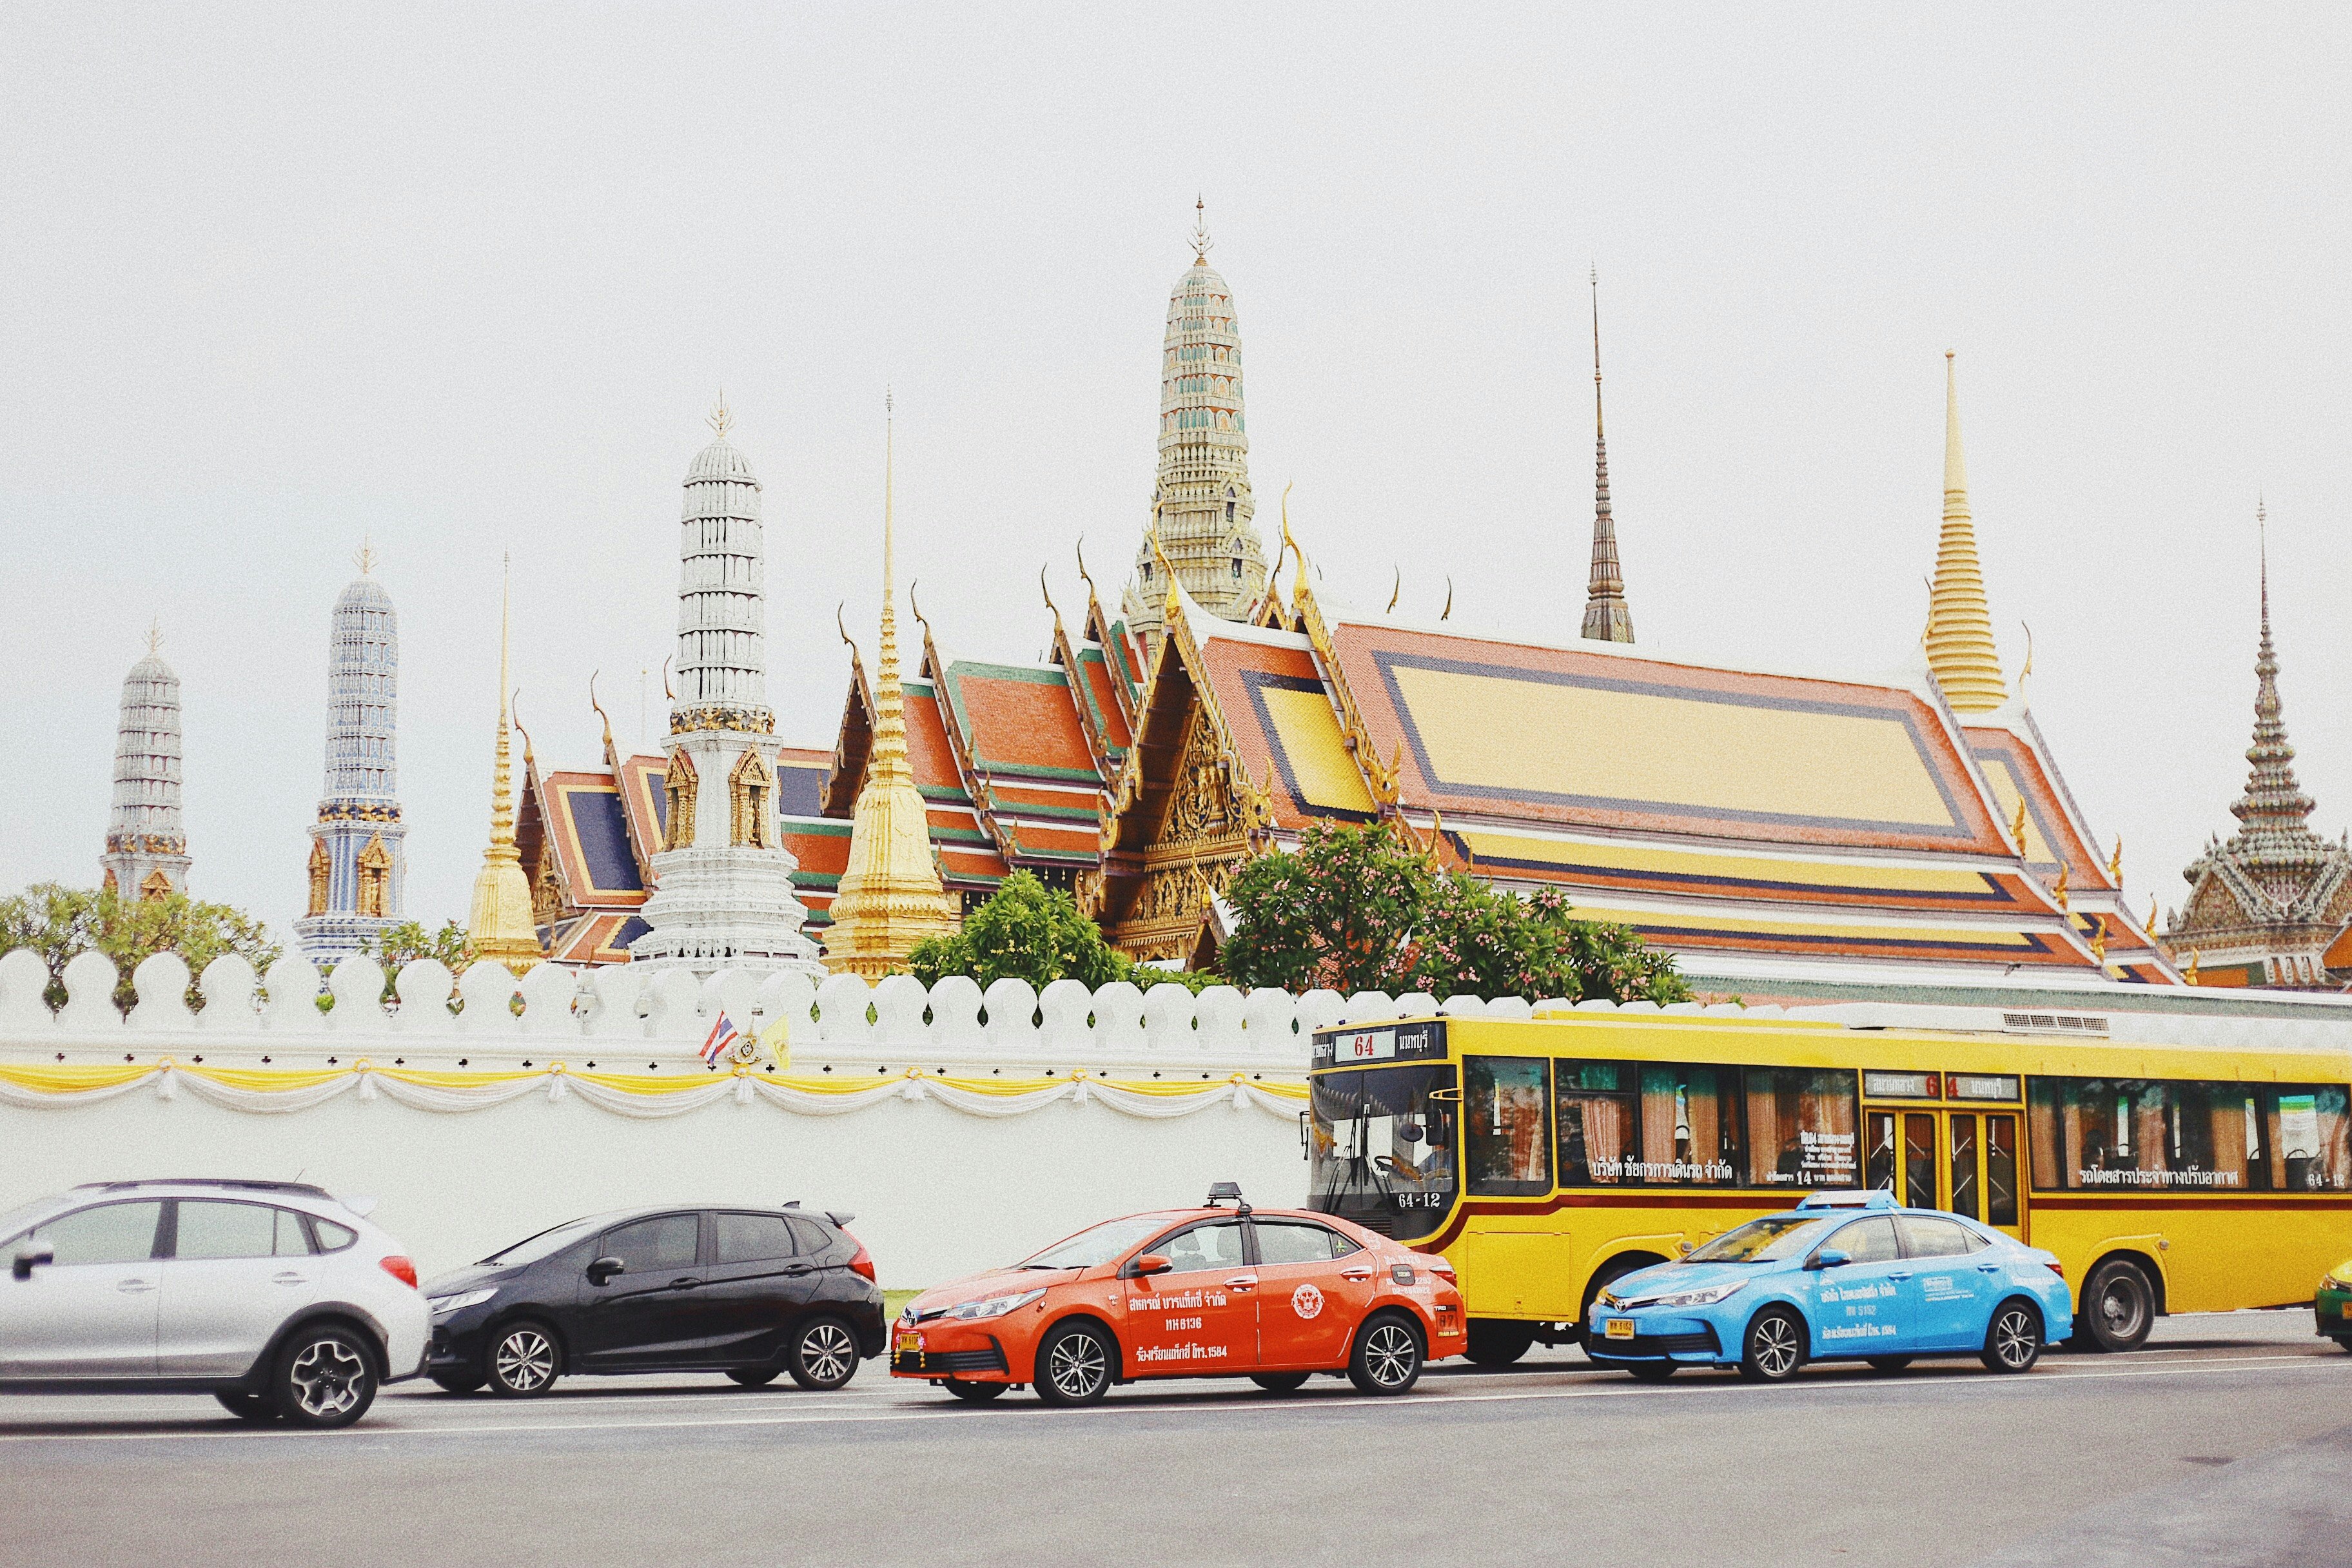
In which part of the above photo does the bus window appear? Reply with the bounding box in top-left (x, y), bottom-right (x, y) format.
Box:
top-left (1865, 1112), bottom-right (1897, 1194)
top-left (1465, 1057), bottom-right (1551, 1195)
top-left (1743, 1068), bottom-right (1860, 1188)
top-left (1557, 1061), bottom-right (1738, 1186)
top-left (1903, 1113), bottom-right (1936, 1208)
top-left (1984, 1114), bottom-right (2019, 1226)
top-left (1949, 1115), bottom-right (1979, 1219)
top-left (2027, 1078), bottom-right (2352, 1192)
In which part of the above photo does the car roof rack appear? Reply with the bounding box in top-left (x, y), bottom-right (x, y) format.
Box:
top-left (72, 1179), bottom-right (337, 1199)
top-left (1795, 1189), bottom-right (1899, 1211)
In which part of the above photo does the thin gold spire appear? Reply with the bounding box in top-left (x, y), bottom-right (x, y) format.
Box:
top-left (1925, 353), bottom-right (2007, 712)
top-left (467, 552), bottom-right (542, 973)
top-left (823, 391), bottom-right (957, 978)
top-left (707, 391), bottom-right (732, 441)
top-left (1580, 266), bottom-right (1633, 642)
top-left (1190, 195), bottom-right (1212, 264)
top-left (355, 536), bottom-right (378, 576)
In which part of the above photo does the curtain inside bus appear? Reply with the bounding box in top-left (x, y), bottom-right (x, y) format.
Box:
top-left (2026, 1078), bottom-right (2352, 1191)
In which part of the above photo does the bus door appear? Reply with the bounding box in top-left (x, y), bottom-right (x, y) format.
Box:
top-left (1862, 1073), bottom-right (2025, 1239)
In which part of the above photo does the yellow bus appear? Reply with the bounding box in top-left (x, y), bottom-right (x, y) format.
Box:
top-left (1304, 1008), bottom-right (2352, 1362)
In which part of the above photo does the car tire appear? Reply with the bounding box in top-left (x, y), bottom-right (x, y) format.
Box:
top-left (270, 1323), bottom-right (378, 1429)
top-left (485, 1321), bottom-right (562, 1398)
top-left (1034, 1320), bottom-right (1115, 1406)
top-left (1738, 1307), bottom-right (1806, 1383)
top-left (1348, 1312), bottom-right (1425, 1396)
top-left (1865, 1356), bottom-right (1912, 1375)
top-left (2079, 1259), bottom-right (2154, 1353)
top-left (215, 1390), bottom-right (279, 1422)
top-left (1464, 1320), bottom-right (1536, 1367)
top-left (1250, 1373), bottom-right (1311, 1393)
top-left (429, 1372), bottom-right (485, 1396)
top-left (1625, 1361), bottom-right (1676, 1382)
top-left (2333, 1337), bottom-right (2352, 1355)
top-left (945, 1380), bottom-right (1009, 1404)
top-left (726, 1367), bottom-right (783, 1388)
top-left (787, 1317), bottom-right (861, 1391)
top-left (1981, 1300), bottom-right (2044, 1373)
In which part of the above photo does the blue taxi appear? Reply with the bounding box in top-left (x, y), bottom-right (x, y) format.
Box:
top-left (1585, 1190), bottom-right (2073, 1383)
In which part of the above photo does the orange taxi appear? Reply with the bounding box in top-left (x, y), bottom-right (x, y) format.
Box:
top-left (890, 1183), bottom-right (1466, 1405)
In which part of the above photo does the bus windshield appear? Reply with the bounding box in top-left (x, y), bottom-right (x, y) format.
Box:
top-left (1684, 1215), bottom-right (1837, 1263)
top-left (1309, 1063), bottom-right (1458, 1242)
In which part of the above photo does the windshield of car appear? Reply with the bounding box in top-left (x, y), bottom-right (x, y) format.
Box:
top-left (1017, 1215), bottom-right (1170, 1270)
top-left (1685, 1215), bottom-right (1838, 1263)
top-left (0, 1196), bottom-right (68, 1248)
top-left (479, 1216), bottom-right (605, 1266)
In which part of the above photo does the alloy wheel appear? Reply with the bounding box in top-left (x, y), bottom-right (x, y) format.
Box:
top-left (1361, 1322), bottom-right (1419, 1389)
top-left (1750, 1314), bottom-right (1801, 1379)
top-left (798, 1322), bottom-right (856, 1386)
top-left (494, 1329), bottom-right (556, 1393)
top-left (1047, 1331), bottom-right (1108, 1400)
top-left (288, 1337), bottom-right (369, 1420)
top-left (1993, 1308), bottom-right (2038, 1370)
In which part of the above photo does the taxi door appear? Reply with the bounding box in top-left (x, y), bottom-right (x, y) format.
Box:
top-left (1248, 1218), bottom-right (1379, 1369)
top-left (1801, 1216), bottom-right (1921, 1357)
top-left (1119, 1219), bottom-right (1259, 1378)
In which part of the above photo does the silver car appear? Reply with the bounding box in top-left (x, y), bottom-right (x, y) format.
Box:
top-left (0, 1179), bottom-right (430, 1428)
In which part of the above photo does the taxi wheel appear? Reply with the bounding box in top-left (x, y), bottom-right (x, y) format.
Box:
top-left (1250, 1373), bottom-right (1311, 1394)
top-left (1738, 1308), bottom-right (1806, 1383)
top-left (1625, 1361), bottom-right (1676, 1383)
top-left (1865, 1357), bottom-right (1912, 1375)
top-left (945, 1380), bottom-right (1009, 1404)
top-left (2079, 1259), bottom-right (2154, 1352)
top-left (1981, 1301), bottom-right (2043, 1373)
top-left (1035, 1320), bottom-right (1115, 1406)
top-left (788, 1317), bottom-right (861, 1391)
top-left (1348, 1312), bottom-right (1425, 1396)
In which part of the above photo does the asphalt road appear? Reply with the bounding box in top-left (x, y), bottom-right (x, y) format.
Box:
top-left (4, 1313), bottom-right (2349, 1568)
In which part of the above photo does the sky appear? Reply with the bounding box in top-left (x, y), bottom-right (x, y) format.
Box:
top-left (3, 4), bottom-right (2347, 947)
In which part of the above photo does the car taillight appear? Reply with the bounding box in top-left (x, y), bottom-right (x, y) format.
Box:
top-left (380, 1255), bottom-right (418, 1289)
top-left (2045, 1260), bottom-right (2065, 1279)
top-left (845, 1237), bottom-right (876, 1282)
top-left (1420, 1255), bottom-right (1455, 1279)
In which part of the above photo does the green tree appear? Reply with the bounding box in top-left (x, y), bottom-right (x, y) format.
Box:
top-left (1219, 821), bottom-right (1690, 1004)
top-left (0, 882), bottom-right (281, 1012)
top-left (908, 871), bottom-right (1131, 990)
top-left (358, 919), bottom-right (477, 1001)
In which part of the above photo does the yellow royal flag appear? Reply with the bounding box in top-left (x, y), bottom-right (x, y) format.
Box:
top-left (757, 1014), bottom-right (791, 1069)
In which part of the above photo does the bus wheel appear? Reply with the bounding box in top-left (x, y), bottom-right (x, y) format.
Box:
top-left (2080, 1259), bottom-right (2153, 1352)
top-left (1465, 1320), bottom-right (1536, 1367)
top-left (1738, 1308), bottom-right (1806, 1382)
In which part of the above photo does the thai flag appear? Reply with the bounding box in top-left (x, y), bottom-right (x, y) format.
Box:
top-left (700, 1012), bottom-right (741, 1066)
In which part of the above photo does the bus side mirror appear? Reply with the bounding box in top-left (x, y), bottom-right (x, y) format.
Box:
top-left (1298, 1109), bottom-right (1311, 1160)
top-left (1807, 1248), bottom-right (1850, 1271)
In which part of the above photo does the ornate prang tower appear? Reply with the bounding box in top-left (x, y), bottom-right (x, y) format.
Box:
top-left (630, 398), bottom-right (823, 977)
top-left (823, 394), bottom-right (959, 978)
top-left (296, 545), bottom-right (406, 966)
top-left (1924, 353), bottom-right (2008, 714)
top-left (1581, 268), bottom-right (1634, 642)
top-left (466, 556), bottom-right (543, 974)
top-left (2165, 505), bottom-right (2352, 988)
top-left (1124, 200), bottom-right (1269, 643)
top-left (101, 623), bottom-right (191, 901)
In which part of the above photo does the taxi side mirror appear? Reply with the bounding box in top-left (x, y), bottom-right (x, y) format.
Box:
top-left (1807, 1248), bottom-right (1850, 1271)
top-left (1124, 1254), bottom-right (1173, 1279)
top-left (587, 1256), bottom-right (627, 1286)
top-left (12, 1241), bottom-right (54, 1281)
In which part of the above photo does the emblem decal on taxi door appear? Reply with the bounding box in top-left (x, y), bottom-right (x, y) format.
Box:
top-left (1291, 1283), bottom-right (1324, 1320)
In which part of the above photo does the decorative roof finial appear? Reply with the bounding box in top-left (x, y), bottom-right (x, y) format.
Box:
top-left (1580, 266), bottom-right (1634, 642)
top-left (2108, 836), bottom-right (2122, 887)
top-left (589, 670), bottom-right (614, 756)
top-left (1190, 195), bottom-right (1212, 264)
top-left (144, 617), bottom-right (163, 656)
top-left (355, 536), bottom-right (378, 576)
top-left (1442, 574), bottom-right (1454, 621)
top-left (1386, 565), bottom-right (1400, 614)
top-left (707, 391), bottom-right (732, 441)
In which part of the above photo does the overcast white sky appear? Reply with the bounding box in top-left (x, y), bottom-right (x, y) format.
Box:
top-left (3, 4), bottom-right (2347, 948)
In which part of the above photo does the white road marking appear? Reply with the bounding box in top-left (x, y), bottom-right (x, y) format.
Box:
top-left (0, 1351), bottom-right (2337, 1443)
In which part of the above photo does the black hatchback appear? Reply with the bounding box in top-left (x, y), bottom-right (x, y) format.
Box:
top-left (420, 1205), bottom-right (886, 1396)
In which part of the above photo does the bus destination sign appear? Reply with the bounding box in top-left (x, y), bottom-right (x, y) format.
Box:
top-left (1310, 1021), bottom-right (1445, 1069)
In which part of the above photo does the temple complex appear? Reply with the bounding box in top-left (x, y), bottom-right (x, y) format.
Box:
top-left (1121, 202), bottom-right (1269, 647)
top-left (626, 402), bottom-right (823, 978)
top-left (295, 548), bottom-right (406, 966)
top-left (464, 560), bottom-right (543, 974)
top-left (2162, 509), bottom-right (2352, 988)
top-left (100, 625), bottom-right (191, 902)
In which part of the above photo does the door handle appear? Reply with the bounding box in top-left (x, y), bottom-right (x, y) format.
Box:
top-left (668, 1276), bottom-right (702, 1289)
top-left (273, 1271), bottom-right (309, 1286)
top-left (1224, 1275), bottom-right (1257, 1291)
top-left (1887, 1271), bottom-right (1914, 1281)
top-left (1975, 1263), bottom-right (2002, 1273)
top-left (1340, 1268), bottom-right (1375, 1280)
top-left (115, 1279), bottom-right (155, 1294)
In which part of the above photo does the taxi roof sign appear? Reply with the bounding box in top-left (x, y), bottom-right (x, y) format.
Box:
top-left (1795, 1190), bottom-right (1899, 1211)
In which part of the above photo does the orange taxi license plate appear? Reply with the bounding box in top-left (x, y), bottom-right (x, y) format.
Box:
top-left (897, 1333), bottom-right (923, 1355)
top-left (1603, 1318), bottom-right (1635, 1341)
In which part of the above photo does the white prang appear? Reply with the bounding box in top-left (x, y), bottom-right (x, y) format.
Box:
top-left (630, 410), bottom-right (824, 979)
top-left (100, 643), bottom-right (191, 899)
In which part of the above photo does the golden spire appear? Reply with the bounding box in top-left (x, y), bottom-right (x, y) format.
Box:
top-left (823, 391), bottom-right (958, 979)
top-left (707, 391), bottom-right (732, 441)
top-left (1190, 195), bottom-right (1212, 265)
top-left (355, 536), bottom-right (378, 576)
top-left (467, 553), bottom-right (543, 974)
top-left (1925, 353), bottom-right (2008, 713)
